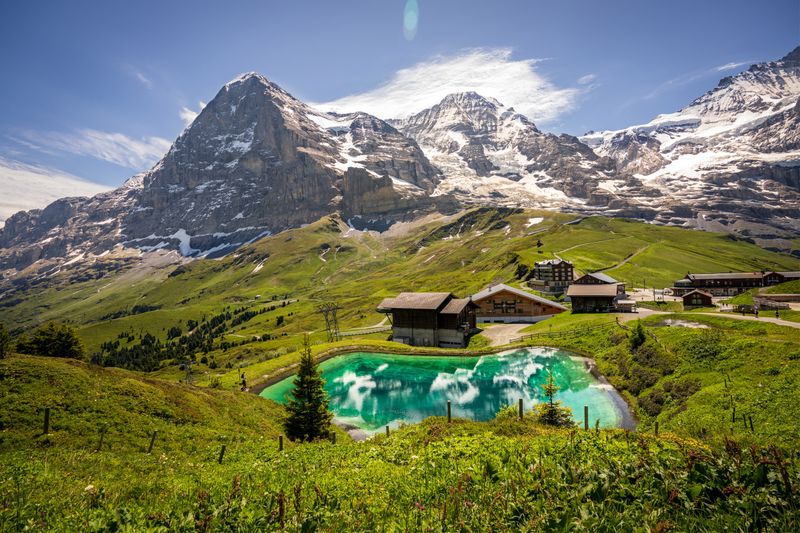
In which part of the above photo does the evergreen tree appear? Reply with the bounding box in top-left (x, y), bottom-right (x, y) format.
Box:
top-left (15, 322), bottom-right (85, 359)
top-left (629, 320), bottom-right (647, 351)
top-left (284, 335), bottom-right (333, 441)
top-left (0, 323), bottom-right (10, 359)
top-left (534, 369), bottom-right (574, 427)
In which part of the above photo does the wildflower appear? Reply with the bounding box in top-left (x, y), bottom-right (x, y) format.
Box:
top-left (84, 485), bottom-right (95, 493)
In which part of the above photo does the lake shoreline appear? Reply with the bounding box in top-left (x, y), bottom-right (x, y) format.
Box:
top-left (259, 348), bottom-right (638, 435)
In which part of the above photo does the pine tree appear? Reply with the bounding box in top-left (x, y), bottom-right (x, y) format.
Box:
top-left (284, 335), bottom-right (333, 441)
top-left (534, 369), bottom-right (574, 427)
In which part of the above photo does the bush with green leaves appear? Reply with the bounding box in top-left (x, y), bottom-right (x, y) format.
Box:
top-left (0, 323), bottom-right (10, 359)
top-left (15, 322), bottom-right (84, 359)
top-left (628, 320), bottom-right (647, 351)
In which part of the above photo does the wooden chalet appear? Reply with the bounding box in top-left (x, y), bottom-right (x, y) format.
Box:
top-left (672, 271), bottom-right (800, 297)
top-left (682, 289), bottom-right (713, 309)
top-left (470, 283), bottom-right (566, 323)
top-left (377, 292), bottom-right (477, 348)
top-left (566, 272), bottom-right (628, 313)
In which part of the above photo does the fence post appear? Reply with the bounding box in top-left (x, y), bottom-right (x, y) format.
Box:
top-left (43, 407), bottom-right (50, 435)
top-left (218, 444), bottom-right (226, 464)
top-left (518, 398), bottom-right (523, 420)
top-left (147, 430), bottom-right (158, 454)
top-left (583, 405), bottom-right (588, 431)
top-left (654, 421), bottom-right (659, 437)
top-left (96, 426), bottom-right (107, 452)
top-left (447, 400), bottom-right (452, 423)
top-left (279, 435), bottom-right (284, 451)
top-left (748, 415), bottom-right (754, 432)
top-left (385, 425), bottom-right (390, 437)
top-left (732, 405), bottom-right (736, 423)
top-left (330, 431), bottom-right (337, 444)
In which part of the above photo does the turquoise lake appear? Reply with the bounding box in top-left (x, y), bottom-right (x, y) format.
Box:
top-left (260, 347), bottom-right (628, 434)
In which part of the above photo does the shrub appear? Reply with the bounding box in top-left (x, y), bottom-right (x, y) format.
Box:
top-left (0, 323), bottom-right (10, 359)
top-left (15, 323), bottom-right (85, 359)
top-left (628, 321), bottom-right (646, 351)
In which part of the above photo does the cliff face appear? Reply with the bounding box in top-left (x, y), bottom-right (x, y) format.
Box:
top-left (0, 73), bottom-right (443, 269)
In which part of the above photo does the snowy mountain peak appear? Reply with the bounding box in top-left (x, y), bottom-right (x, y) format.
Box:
top-left (779, 45), bottom-right (800, 66)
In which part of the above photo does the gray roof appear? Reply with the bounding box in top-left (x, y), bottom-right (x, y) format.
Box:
top-left (377, 292), bottom-right (452, 311)
top-left (585, 272), bottom-right (618, 284)
top-left (440, 298), bottom-right (476, 314)
top-left (471, 283), bottom-right (567, 310)
top-left (535, 259), bottom-right (572, 267)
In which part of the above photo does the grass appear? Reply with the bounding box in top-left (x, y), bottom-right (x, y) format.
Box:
top-left (636, 300), bottom-right (684, 312)
top-left (1, 353), bottom-right (798, 531)
top-left (2, 209), bottom-right (798, 373)
top-left (766, 279), bottom-right (800, 294)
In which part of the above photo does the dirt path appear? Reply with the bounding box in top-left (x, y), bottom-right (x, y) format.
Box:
top-left (695, 312), bottom-right (800, 329)
top-left (614, 308), bottom-right (670, 323)
top-left (480, 324), bottom-right (531, 346)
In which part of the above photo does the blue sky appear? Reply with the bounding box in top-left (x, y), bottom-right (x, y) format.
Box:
top-left (0, 0), bottom-right (798, 189)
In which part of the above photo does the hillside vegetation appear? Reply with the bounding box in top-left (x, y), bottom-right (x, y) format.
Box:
top-left (1, 354), bottom-right (797, 531)
top-left (1, 209), bottom-right (798, 379)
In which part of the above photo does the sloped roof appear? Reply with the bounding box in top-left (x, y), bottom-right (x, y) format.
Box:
top-left (471, 283), bottom-right (567, 310)
top-left (567, 284), bottom-right (620, 297)
top-left (440, 298), bottom-right (477, 314)
top-left (583, 272), bottom-right (618, 284)
top-left (688, 272), bottom-right (761, 280)
top-left (683, 289), bottom-right (713, 298)
top-left (377, 292), bottom-right (452, 311)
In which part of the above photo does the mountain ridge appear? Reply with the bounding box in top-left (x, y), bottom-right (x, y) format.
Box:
top-left (2, 46), bottom-right (799, 276)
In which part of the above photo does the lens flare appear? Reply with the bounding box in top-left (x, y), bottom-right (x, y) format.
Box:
top-left (403, 0), bottom-right (419, 40)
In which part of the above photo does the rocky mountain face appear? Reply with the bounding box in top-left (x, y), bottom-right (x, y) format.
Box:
top-left (2, 46), bottom-right (800, 276)
top-left (0, 74), bottom-right (444, 271)
top-left (581, 46), bottom-right (800, 250)
top-left (390, 92), bottom-right (623, 209)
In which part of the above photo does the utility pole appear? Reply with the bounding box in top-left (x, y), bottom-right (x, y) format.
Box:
top-left (317, 302), bottom-right (342, 343)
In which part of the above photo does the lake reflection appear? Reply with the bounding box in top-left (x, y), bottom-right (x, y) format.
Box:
top-left (260, 348), bottom-right (623, 434)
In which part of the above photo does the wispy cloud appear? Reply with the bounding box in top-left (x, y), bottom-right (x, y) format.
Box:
top-left (643, 60), bottom-right (751, 100)
top-left (0, 157), bottom-right (109, 225)
top-left (714, 61), bottom-right (749, 72)
top-left (317, 48), bottom-right (580, 125)
top-left (12, 129), bottom-right (171, 170)
top-left (577, 74), bottom-right (597, 85)
top-left (124, 65), bottom-right (153, 89)
top-left (180, 101), bottom-right (207, 126)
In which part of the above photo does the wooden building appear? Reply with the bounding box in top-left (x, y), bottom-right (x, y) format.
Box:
top-left (671, 271), bottom-right (800, 297)
top-left (566, 272), bottom-right (628, 313)
top-left (682, 289), bottom-right (713, 309)
top-left (470, 283), bottom-right (566, 323)
top-left (377, 292), bottom-right (477, 348)
top-left (532, 259), bottom-right (574, 295)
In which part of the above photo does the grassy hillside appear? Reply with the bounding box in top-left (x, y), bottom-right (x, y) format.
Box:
top-left (766, 279), bottom-right (800, 294)
top-left (0, 354), bottom-right (288, 454)
top-left (1, 209), bottom-right (798, 378)
top-left (523, 313), bottom-right (800, 443)
top-left (1, 354), bottom-right (797, 531)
